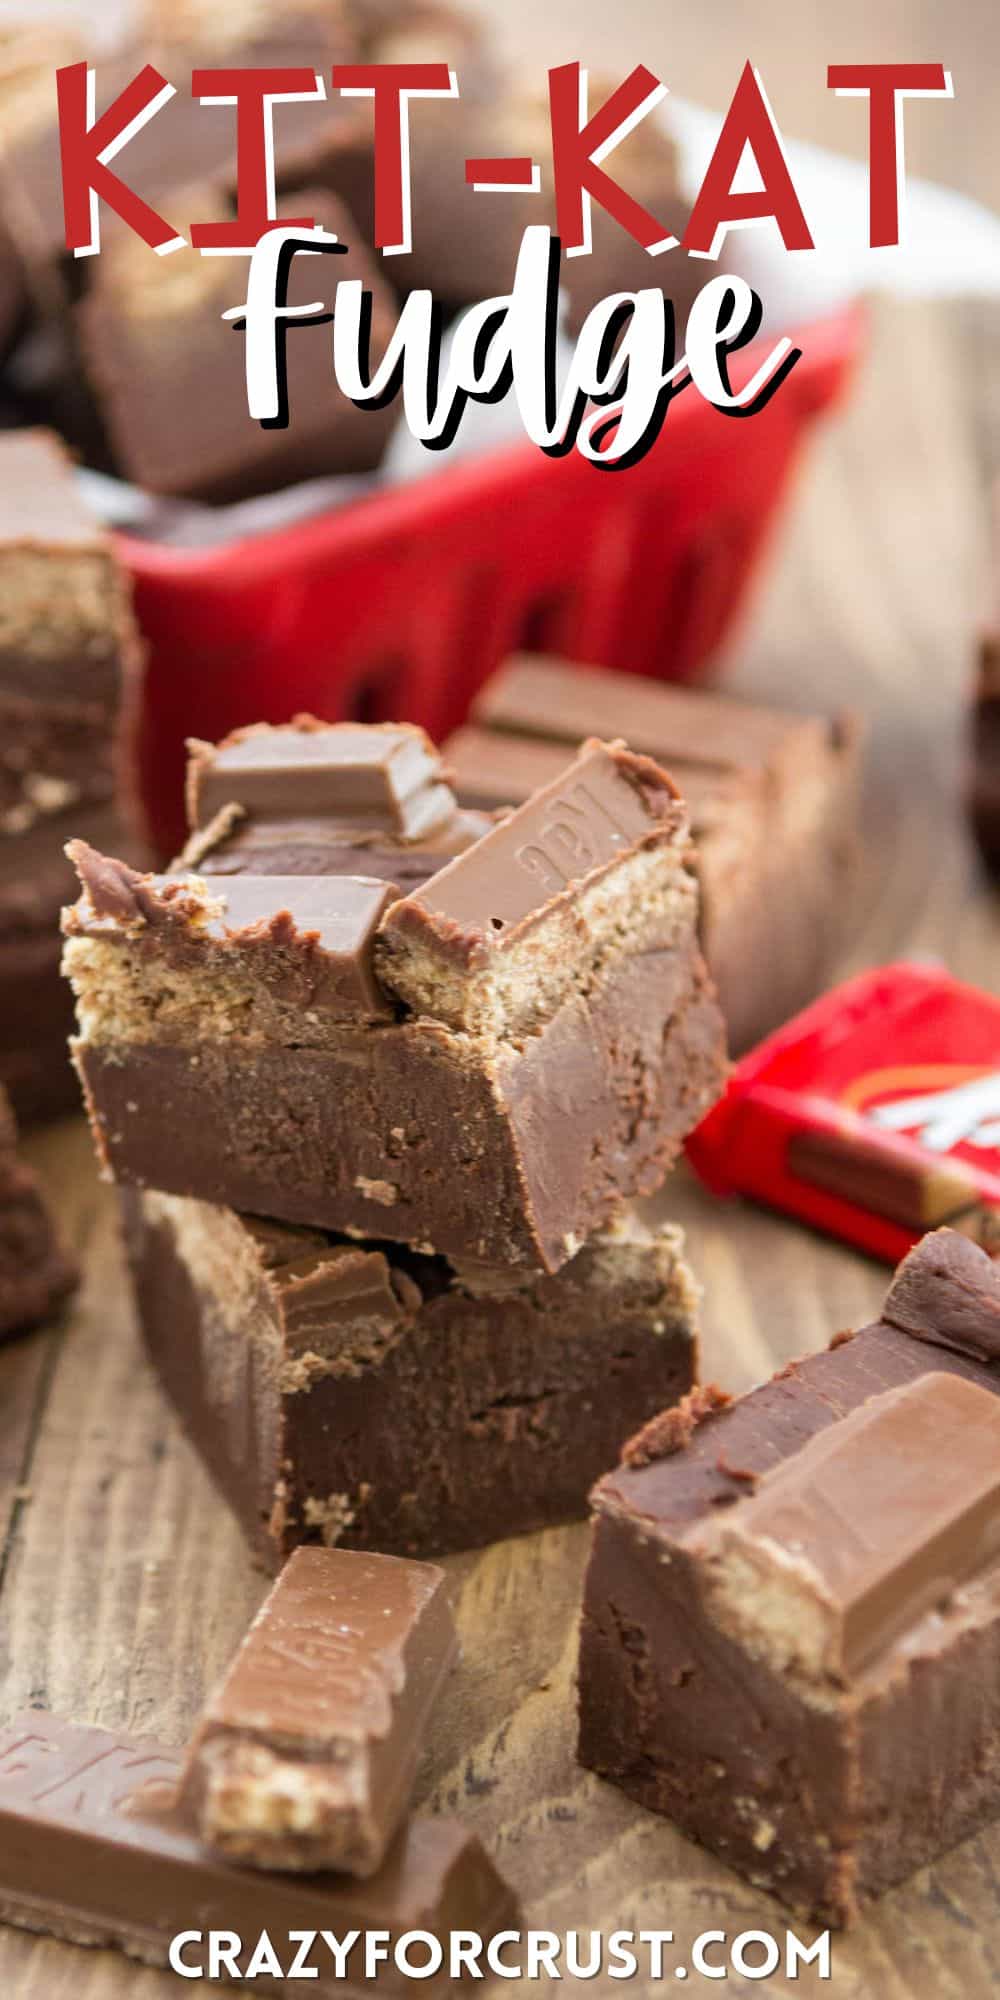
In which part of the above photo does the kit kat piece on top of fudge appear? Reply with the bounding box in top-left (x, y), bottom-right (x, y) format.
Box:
top-left (180, 1546), bottom-right (457, 1875)
top-left (579, 1229), bottom-right (1000, 1926)
top-left (123, 1191), bottom-right (700, 1563)
top-left (448, 654), bottom-right (861, 1051)
top-left (375, 737), bottom-right (688, 1034)
top-left (65, 843), bottom-right (398, 1031)
top-left (180, 716), bottom-right (493, 887)
top-left (0, 430), bottom-right (140, 836)
top-left (0, 1710), bottom-right (517, 1989)
top-left (65, 726), bottom-right (725, 1270)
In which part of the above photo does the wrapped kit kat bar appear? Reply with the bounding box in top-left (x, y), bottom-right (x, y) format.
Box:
top-left (686, 964), bottom-right (1000, 1264)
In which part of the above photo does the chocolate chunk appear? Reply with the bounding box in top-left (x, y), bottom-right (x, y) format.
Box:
top-left (0, 1711), bottom-right (517, 1988)
top-left (123, 1190), bottom-right (700, 1562)
top-left (579, 1226), bottom-right (1000, 1926)
top-left (882, 1227), bottom-right (1000, 1362)
top-left (187, 718), bottom-right (456, 842)
top-left (181, 1547), bottom-right (457, 1874)
top-left (447, 655), bottom-right (861, 1052)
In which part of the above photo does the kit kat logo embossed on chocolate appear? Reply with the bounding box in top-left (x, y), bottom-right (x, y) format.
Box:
top-left (0, 1729), bottom-right (178, 1815)
top-left (515, 781), bottom-right (631, 894)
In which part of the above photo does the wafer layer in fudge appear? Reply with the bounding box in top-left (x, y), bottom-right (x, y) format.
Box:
top-left (180, 1547), bottom-right (457, 1875)
top-left (123, 1190), bottom-right (700, 1565)
top-left (64, 722), bottom-right (726, 1270)
top-left (0, 1082), bottom-right (76, 1337)
top-left (447, 655), bottom-right (861, 1052)
top-left (578, 1229), bottom-right (1000, 1926)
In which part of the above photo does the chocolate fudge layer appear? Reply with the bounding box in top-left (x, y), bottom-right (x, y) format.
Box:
top-left (181, 1547), bottom-right (457, 1874)
top-left (0, 431), bottom-right (141, 832)
top-left (579, 1229), bottom-right (1000, 1925)
top-left (969, 635), bottom-right (1000, 880)
top-left (76, 186), bottom-right (398, 503)
top-left (447, 655), bottom-right (861, 1052)
top-left (0, 1083), bottom-right (76, 1337)
top-left (65, 726), bottom-right (726, 1271)
top-left (0, 1711), bottom-right (517, 1990)
top-left (123, 1191), bottom-right (699, 1565)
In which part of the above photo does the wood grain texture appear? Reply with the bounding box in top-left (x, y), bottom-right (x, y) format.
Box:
top-left (0, 294), bottom-right (997, 1997)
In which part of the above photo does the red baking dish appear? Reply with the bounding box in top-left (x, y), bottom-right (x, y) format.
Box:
top-left (122, 307), bottom-right (862, 856)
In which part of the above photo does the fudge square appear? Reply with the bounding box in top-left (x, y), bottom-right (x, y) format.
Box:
top-left (578, 1228), bottom-right (1000, 1925)
top-left (0, 429), bottom-right (140, 837)
top-left (63, 722), bottom-right (727, 1272)
top-left (122, 1190), bottom-right (700, 1567)
top-left (446, 655), bottom-right (861, 1053)
top-left (75, 185), bottom-right (398, 503)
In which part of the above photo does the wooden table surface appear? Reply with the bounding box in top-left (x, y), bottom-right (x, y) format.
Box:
top-left (1, 295), bottom-right (998, 1998)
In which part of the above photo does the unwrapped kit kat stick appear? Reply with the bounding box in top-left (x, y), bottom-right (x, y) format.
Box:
top-left (180, 1547), bottom-right (459, 1875)
top-left (686, 963), bottom-right (1000, 1264)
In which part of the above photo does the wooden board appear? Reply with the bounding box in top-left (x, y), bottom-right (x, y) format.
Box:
top-left (1, 295), bottom-right (999, 1998)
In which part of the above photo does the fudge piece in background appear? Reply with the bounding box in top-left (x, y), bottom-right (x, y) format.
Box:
top-left (180, 1547), bottom-right (457, 1875)
top-left (969, 633), bottom-right (1000, 879)
top-left (0, 430), bottom-right (140, 833)
top-left (63, 732), bottom-right (726, 1268)
top-left (579, 1229), bottom-right (1000, 1926)
top-left (446, 655), bottom-right (861, 1052)
top-left (0, 1080), bottom-right (77, 1337)
top-left (0, 430), bottom-right (143, 1121)
top-left (124, 1191), bottom-right (699, 1566)
top-left (76, 186), bottom-right (398, 502)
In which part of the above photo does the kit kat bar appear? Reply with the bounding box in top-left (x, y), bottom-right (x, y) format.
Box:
top-left (187, 719), bottom-right (457, 843)
top-left (786, 1124), bottom-right (983, 1232)
top-left (180, 1547), bottom-right (458, 1875)
top-left (0, 1712), bottom-right (516, 1990)
top-left (374, 737), bottom-right (690, 1033)
top-left (694, 1370), bottom-right (1000, 1678)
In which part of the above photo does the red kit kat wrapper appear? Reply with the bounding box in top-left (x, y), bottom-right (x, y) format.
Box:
top-left (686, 964), bottom-right (1000, 1264)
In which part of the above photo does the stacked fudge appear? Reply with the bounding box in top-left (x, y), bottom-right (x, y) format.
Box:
top-left (0, 427), bottom-right (142, 1121)
top-left (62, 717), bottom-right (726, 1563)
